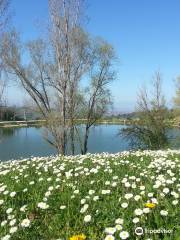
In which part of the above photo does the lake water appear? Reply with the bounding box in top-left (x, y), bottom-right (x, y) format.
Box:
top-left (0, 124), bottom-right (180, 161)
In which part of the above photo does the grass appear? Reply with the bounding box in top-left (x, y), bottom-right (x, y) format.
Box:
top-left (0, 149), bottom-right (180, 240)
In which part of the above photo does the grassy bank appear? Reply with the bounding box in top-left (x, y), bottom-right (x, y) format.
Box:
top-left (0, 150), bottom-right (180, 239)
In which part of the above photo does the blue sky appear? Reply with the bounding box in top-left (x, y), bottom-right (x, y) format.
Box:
top-left (7, 0), bottom-right (180, 112)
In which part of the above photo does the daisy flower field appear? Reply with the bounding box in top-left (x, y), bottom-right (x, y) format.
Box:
top-left (0, 149), bottom-right (179, 240)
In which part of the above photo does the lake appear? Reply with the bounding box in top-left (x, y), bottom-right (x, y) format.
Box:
top-left (0, 124), bottom-right (180, 161)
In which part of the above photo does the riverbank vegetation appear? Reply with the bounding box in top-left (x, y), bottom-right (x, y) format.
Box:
top-left (0, 149), bottom-right (180, 240)
top-left (121, 72), bottom-right (171, 150)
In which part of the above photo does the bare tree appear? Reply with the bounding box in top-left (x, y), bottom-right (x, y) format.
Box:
top-left (48, 0), bottom-right (90, 154)
top-left (0, 0), bottom-right (10, 117)
top-left (121, 71), bottom-right (170, 150)
top-left (0, 32), bottom-right (57, 143)
top-left (78, 39), bottom-right (116, 154)
top-left (0, 32), bottom-right (72, 152)
top-left (1, 0), bottom-right (117, 156)
top-left (1, 0), bottom-right (90, 155)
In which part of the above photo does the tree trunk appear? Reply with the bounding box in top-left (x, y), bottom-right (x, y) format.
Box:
top-left (70, 126), bottom-right (75, 155)
top-left (82, 125), bottom-right (89, 154)
top-left (62, 87), bottom-right (67, 155)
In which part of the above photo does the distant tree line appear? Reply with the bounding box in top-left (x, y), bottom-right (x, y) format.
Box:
top-left (0, 106), bottom-right (16, 121)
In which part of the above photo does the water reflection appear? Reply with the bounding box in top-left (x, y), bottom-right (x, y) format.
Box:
top-left (0, 125), bottom-right (179, 161)
top-left (0, 127), bottom-right (17, 137)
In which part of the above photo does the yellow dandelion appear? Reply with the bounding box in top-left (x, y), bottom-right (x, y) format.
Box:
top-left (145, 202), bottom-right (156, 208)
top-left (69, 234), bottom-right (86, 240)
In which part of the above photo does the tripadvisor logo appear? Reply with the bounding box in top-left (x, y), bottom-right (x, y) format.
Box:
top-left (135, 227), bottom-right (173, 235)
top-left (135, 227), bottom-right (144, 236)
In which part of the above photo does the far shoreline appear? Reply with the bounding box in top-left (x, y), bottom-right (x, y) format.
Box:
top-left (0, 119), bottom-right (179, 128)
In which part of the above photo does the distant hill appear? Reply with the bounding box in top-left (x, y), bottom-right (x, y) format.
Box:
top-left (105, 112), bottom-right (138, 119)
